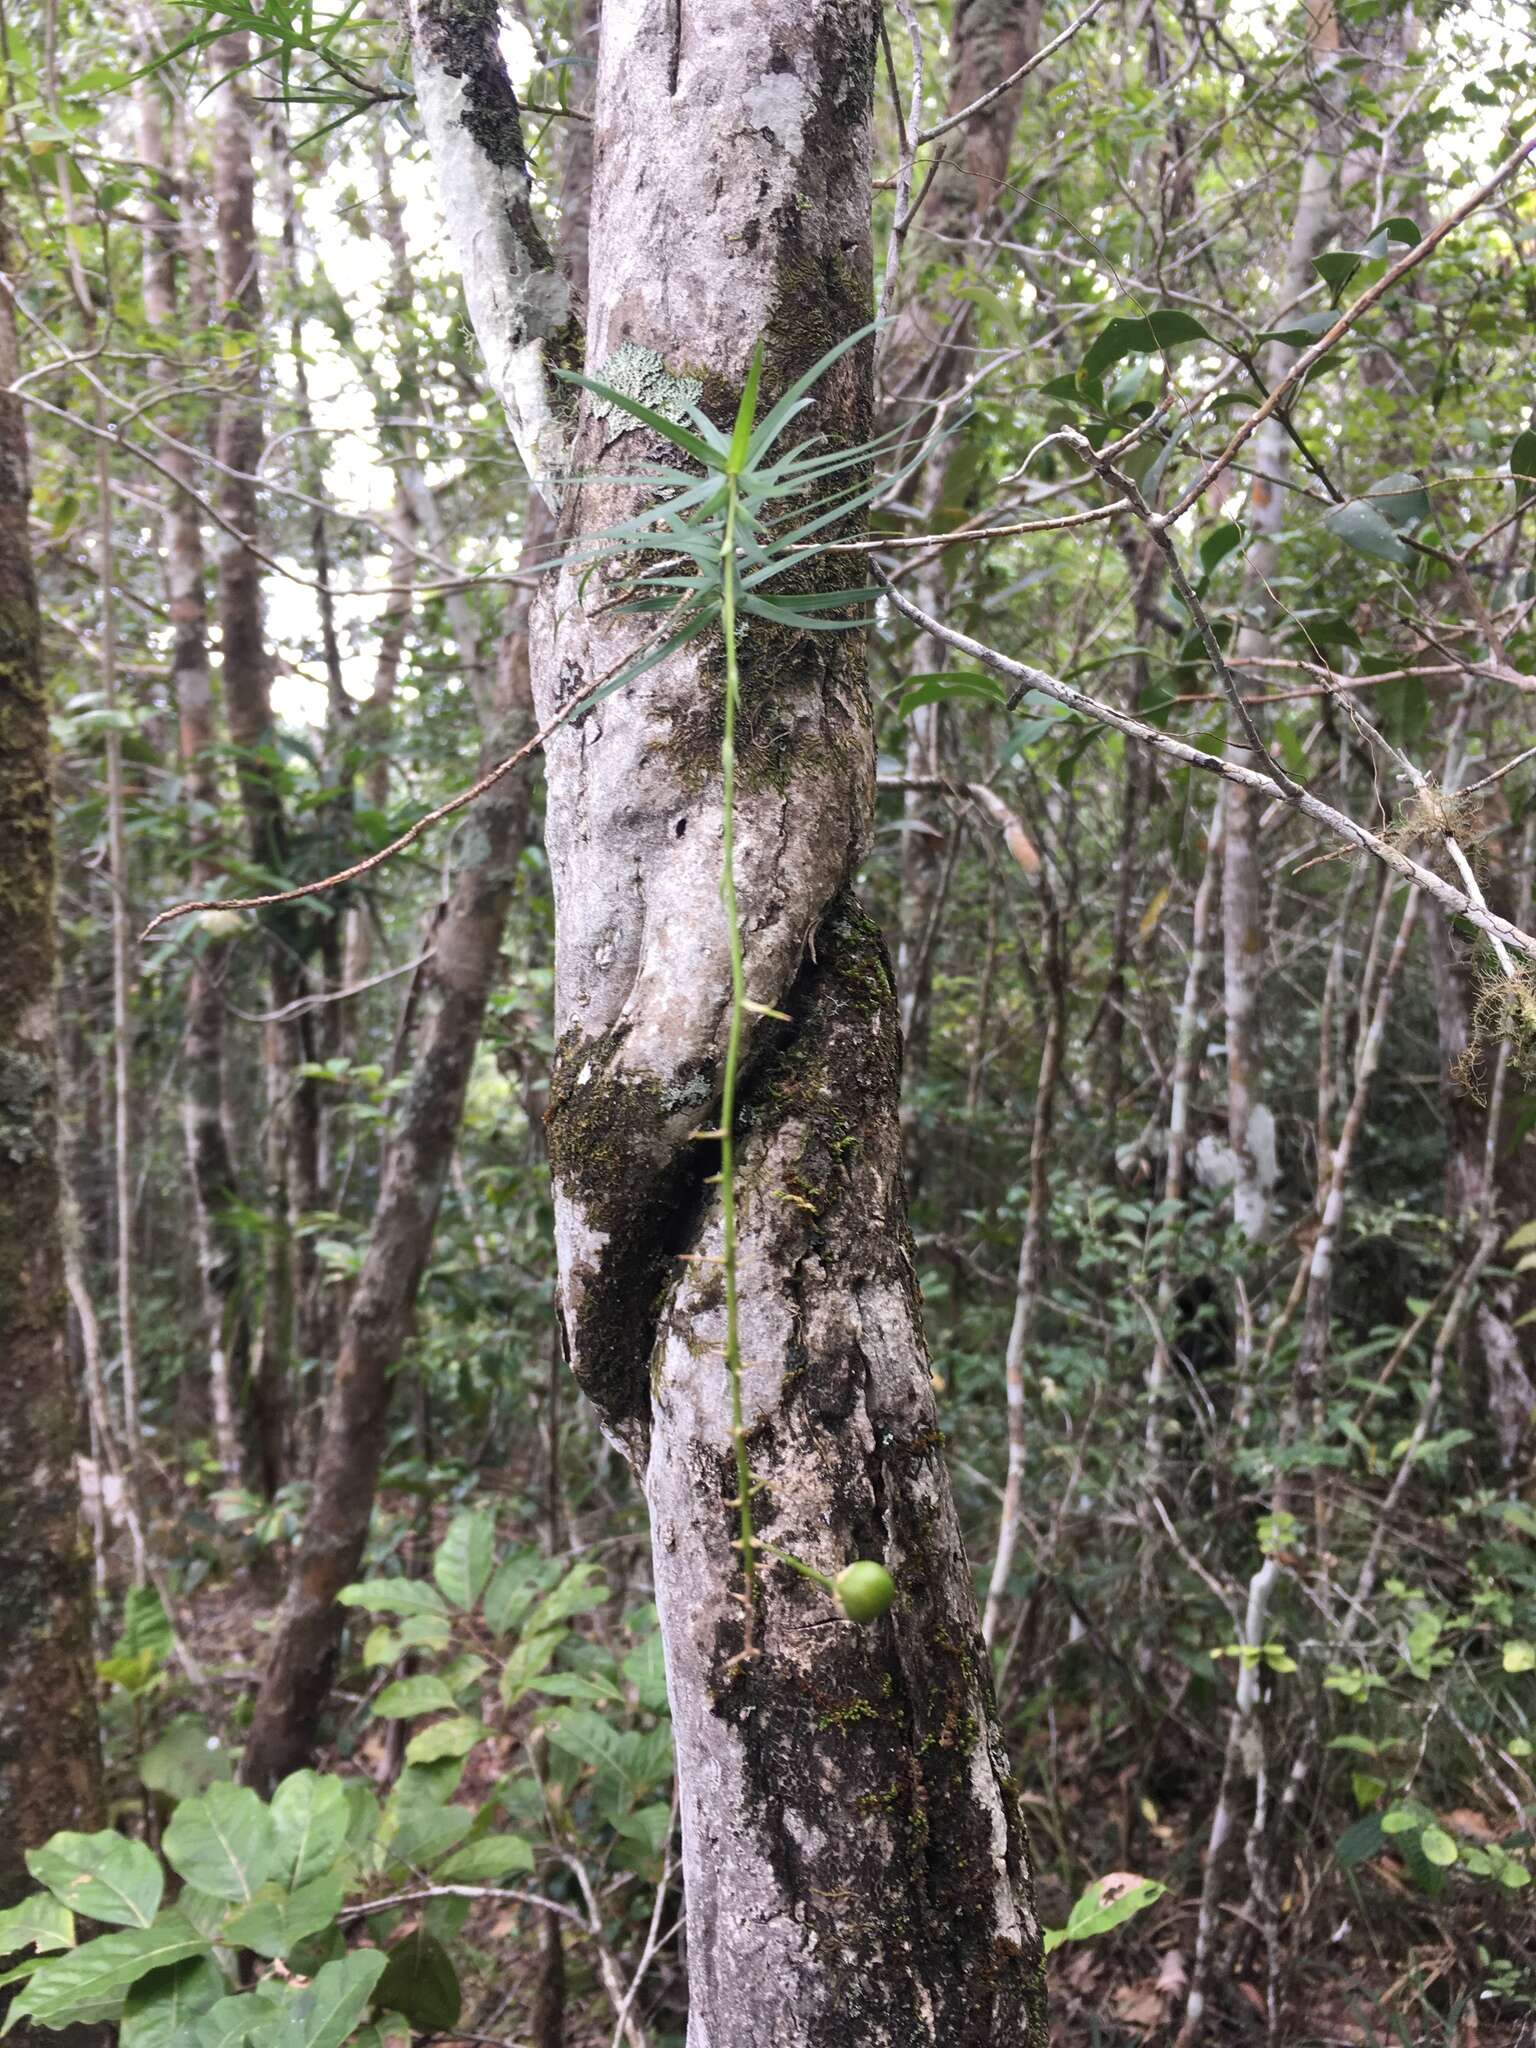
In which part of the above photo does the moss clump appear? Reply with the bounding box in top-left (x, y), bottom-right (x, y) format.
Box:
top-left (545, 1026), bottom-right (716, 1436)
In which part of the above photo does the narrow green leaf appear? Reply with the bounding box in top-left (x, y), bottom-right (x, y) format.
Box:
top-left (558, 370), bottom-right (724, 470)
top-left (728, 342), bottom-right (763, 474)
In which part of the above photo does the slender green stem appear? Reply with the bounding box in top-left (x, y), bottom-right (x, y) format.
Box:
top-left (718, 471), bottom-right (757, 1653)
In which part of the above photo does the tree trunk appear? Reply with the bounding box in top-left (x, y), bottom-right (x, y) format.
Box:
top-left (240, 0), bottom-right (600, 1788)
top-left (401, 0), bottom-right (1050, 2031)
top-left (139, 70), bottom-right (248, 1480)
top-left (883, 0), bottom-right (1041, 1107)
top-left (0, 204), bottom-right (105, 2009)
top-left (240, 543), bottom-right (541, 1792)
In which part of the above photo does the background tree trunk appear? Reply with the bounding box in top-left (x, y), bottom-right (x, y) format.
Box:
top-left (0, 206), bottom-right (105, 2020)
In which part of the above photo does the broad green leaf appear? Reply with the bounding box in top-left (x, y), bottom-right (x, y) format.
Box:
top-left (163, 1786), bottom-right (278, 1905)
top-left (1322, 499), bottom-right (1412, 566)
top-left (9, 1914), bottom-right (209, 2029)
top-left (622, 1632), bottom-right (669, 1714)
top-left (1364, 471), bottom-right (1430, 531)
top-left (894, 672), bottom-right (1007, 720)
top-left (270, 1773), bottom-right (350, 1891)
top-left (289, 1950), bottom-right (388, 2048)
top-left (1198, 520), bottom-right (1244, 577)
top-left (121, 1954), bottom-right (227, 2048)
top-left (373, 1674), bottom-right (457, 1719)
top-left (0, 1896), bottom-right (74, 1959)
top-left (521, 1562), bottom-right (609, 1638)
top-left (27, 1830), bottom-right (164, 1929)
top-left (404, 1718), bottom-right (489, 1766)
top-left (611, 1804), bottom-right (673, 1857)
top-left (337, 1579), bottom-right (449, 1619)
top-left (1505, 1219), bottom-right (1536, 1252)
top-left (372, 1931), bottom-right (460, 2034)
top-left (118, 1586), bottom-right (173, 1665)
top-left (1511, 430), bottom-right (1536, 486)
top-left (1334, 1814), bottom-right (1385, 1869)
top-left (1255, 310), bottom-right (1335, 346)
top-left (1081, 309), bottom-right (1211, 382)
top-left (437, 1835), bottom-right (535, 1881)
top-left (141, 1717), bottom-right (234, 1803)
top-left (433, 1509), bottom-right (497, 1611)
top-left (1419, 1825), bottom-right (1458, 1868)
top-left (500, 1629), bottom-right (565, 1708)
top-left (1503, 1639), bottom-right (1536, 1673)
top-left (194, 1993), bottom-right (264, 2048)
top-left (481, 1552), bottom-right (555, 1637)
top-left (1042, 1875), bottom-right (1165, 1955)
top-left (222, 1877), bottom-right (344, 1962)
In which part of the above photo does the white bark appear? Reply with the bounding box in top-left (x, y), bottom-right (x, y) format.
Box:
top-left (405, 0), bottom-right (576, 502)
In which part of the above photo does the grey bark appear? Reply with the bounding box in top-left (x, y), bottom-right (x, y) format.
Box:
top-left (404, 0), bottom-right (1047, 2035)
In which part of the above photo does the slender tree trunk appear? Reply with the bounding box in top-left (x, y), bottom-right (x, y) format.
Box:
top-left (394, 0), bottom-right (1048, 2029)
top-left (884, 0), bottom-right (1041, 1105)
top-left (1221, 0), bottom-right (1341, 1243)
top-left (238, 22), bottom-right (599, 1773)
top-left (0, 207), bottom-right (105, 2003)
top-left (240, 518), bottom-right (542, 1791)
top-left (139, 71), bottom-right (247, 1480)
top-left (983, 884), bottom-right (1064, 1646)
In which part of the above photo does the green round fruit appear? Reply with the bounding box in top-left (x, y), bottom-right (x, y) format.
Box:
top-left (834, 1561), bottom-right (896, 1624)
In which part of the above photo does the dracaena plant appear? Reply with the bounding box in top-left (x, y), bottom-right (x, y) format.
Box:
top-left (551, 324), bottom-right (933, 1649)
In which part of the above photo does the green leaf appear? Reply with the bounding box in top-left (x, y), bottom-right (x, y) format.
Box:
top-left (120, 1954), bottom-right (227, 2048)
top-left (436, 1835), bottom-right (535, 1882)
top-left (9, 1914), bottom-right (210, 2029)
top-left (1322, 499), bottom-right (1412, 566)
top-left (0, 1897), bottom-right (74, 1959)
top-left (118, 1586), bottom-right (173, 1664)
top-left (371, 1932), bottom-right (460, 2034)
top-left (221, 1877), bottom-right (344, 1962)
top-left (269, 1773), bottom-right (349, 1892)
top-left (499, 1629), bottom-right (565, 1708)
top-left (1419, 1824), bottom-right (1458, 1868)
top-left (141, 1717), bottom-right (234, 1804)
top-left (1082, 310), bottom-right (1211, 383)
top-left (373, 1674), bottom-right (457, 1719)
top-left (433, 1509), bottom-right (497, 1611)
top-left (1364, 471), bottom-right (1430, 531)
top-left (611, 1804), bottom-right (672, 1857)
top-left (522, 1561), bottom-right (609, 1638)
top-left (1042, 1875), bottom-right (1165, 1955)
top-left (622, 1632), bottom-right (669, 1714)
top-left (291, 1950), bottom-right (389, 2048)
top-left (1314, 247), bottom-right (1364, 290)
top-left (1511, 430), bottom-right (1536, 487)
top-left (1198, 521), bottom-right (1244, 577)
top-left (1334, 1814), bottom-right (1385, 1868)
top-left (163, 1786), bottom-right (279, 1905)
top-left (1255, 310), bottom-right (1335, 346)
top-left (728, 341), bottom-right (763, 474)
top-left (194, 1993), bottom-right (263, 2048)
top-left (744, 318), bottom-right (880, 467)
top-left (894, 671), bottom-right (1007, 719)
top-left (404, 1719), bottom-right (489, 1765)
top-left (1503, 1639), bottom-right (1536, 1673)
top-left (336, 1579), bottom-right (449, 1619)
top-left (27, 1831), bottom-right (164, 1929)
top-left (481, 1553), bottom-right (554, 1637)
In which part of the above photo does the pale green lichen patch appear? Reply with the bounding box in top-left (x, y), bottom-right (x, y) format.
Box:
top-left (590, 345), bottom-right (703, 427)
